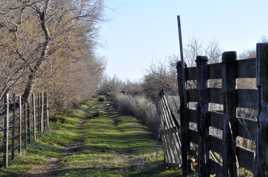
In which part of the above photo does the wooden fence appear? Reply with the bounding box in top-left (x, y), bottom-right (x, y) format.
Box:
top-left (159, 43), bottom-right (268, 177)
top-left (158, 91), bottom-right (181, 166)
top-left (1, 92), bottom-right (49, 168)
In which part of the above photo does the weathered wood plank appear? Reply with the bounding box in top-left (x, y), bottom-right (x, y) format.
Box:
top-left (236, 89), bottom-right (258, 108)
top-left (237, 58), bottom-right (256, 78)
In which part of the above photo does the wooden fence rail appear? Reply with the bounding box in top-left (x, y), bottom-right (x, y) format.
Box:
top-left (159, 43), bottom-right (268, 177)
top-left (1, 92), bottom-right (49, 168)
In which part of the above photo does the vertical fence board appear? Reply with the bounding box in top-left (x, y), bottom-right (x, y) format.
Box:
top-left (177, 61), bottom-right (189, 176)
top-left (4, 94), bottom-right (9, 167)
top-left (222, 51), bottom-right (238, 177)
top-left (256, 43), bottom-right (268, 176)
top-left (19, 96), bottom-right (22, 154)
top-left (196, 56), bottom-right (209, 177)
top-left (41, 92), bottom-right (44, 133)
top-left (32, 94), bottom-right (36, 141)
top-left (45, 93), bottom-right (49, 130)
top-left (11, 94), bottom-right (16, 160)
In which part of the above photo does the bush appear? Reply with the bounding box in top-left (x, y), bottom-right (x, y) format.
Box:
top-left (113, 93), bottom-right (160, 137)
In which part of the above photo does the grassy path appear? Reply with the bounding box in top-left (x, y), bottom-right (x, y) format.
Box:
top-left (0, 100), bottom-right (181, 177)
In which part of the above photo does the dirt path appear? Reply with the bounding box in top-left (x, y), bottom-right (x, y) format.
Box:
top-left (22, 117), bottom-right (87, 177)
top-left (0, 100), bottom-right (181, 177)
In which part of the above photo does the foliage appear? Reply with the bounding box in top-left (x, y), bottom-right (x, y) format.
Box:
top-left (113, 93), bottom-right (160, 137)
top-left (0, 0), bottom-right (104, 111)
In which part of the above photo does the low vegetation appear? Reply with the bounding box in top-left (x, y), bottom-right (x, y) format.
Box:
top-left (0, 99), bottom-right (181, 177)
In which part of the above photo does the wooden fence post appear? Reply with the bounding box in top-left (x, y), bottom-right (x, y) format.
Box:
top-left (32, 94), bottom-right (36, 141)
top-left (45, 93), bottom-right (49, 130)
top-left (4, 94), bottom-right (9, 167)
top-left (256, 43), bottom-right (268, 176)
top-left (37, 93), bottom-right (40, 133)
top-left (222, 51), bottom-right (238, 177)
top-left (11, 94), bottom-right (16, 160)
top-left (24, 102), bottom-right (28, 149)
top-left (19, 96), bottom-right (22, 154)
top-left (27, 100), bottom-right (31, 144)
top-left (196, 56), bottom-right (209, 177)
top-left (177, 61), bottom-right (189, 176)
top-left (41, 92), bottom-right (44, 133)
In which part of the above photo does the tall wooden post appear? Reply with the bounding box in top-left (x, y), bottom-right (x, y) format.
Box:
top-left (222, 51), bottom-right (238, 177)
top-left (41, 92), bottom-right (44, 133)
top-left (19, 96), bottom-right (22, 154)
top-left (177, 61), bottom-right (189, 176)
top-left (32, 94), bottom-right (36, 140)
top-left (196, 56), bottom-right (209, 177)
top-left (4, 94), bottom-right (9, 167)
top-left (256, 43), bottom-right (268, 176)
top-left (11, 94), bottom-right (16, 160)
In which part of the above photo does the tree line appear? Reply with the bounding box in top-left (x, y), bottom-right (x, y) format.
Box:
top-left (0, 0), bottom-right (104, 111)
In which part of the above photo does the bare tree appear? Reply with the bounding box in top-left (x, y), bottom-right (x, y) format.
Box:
top-left (0, 0), bottom-right (103, 101)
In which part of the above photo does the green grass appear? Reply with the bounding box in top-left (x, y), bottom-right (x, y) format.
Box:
top-left (0, 100), bottom-right (181, 177)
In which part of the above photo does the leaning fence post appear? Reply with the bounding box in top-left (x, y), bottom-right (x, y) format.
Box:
top-left (222, 51), bottom-right (238, 177)
top-left (256, 43), bottom-right (268, 176)
top-left (4, 94), bottom-right (9, 167)
top-left (177, 61), bottom-right (189, 176)
top-left (19, 96), bottom-right (22, 154)
top-left (196, 56), bottom-right (209, 177)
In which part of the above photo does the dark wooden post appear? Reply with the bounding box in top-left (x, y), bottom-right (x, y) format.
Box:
top-left (196, 56), bottom-right (209, 177)
top-left (256, 43), bottom-right (268, 176)
top-left (177, 61), bottom-right (189, 176)
top-left (4, 94), bottom-right (9, 167)
top-left (11, 94), bottom-right (16, 160)
top-left (32, 94), bottom-right (36, 140)
top-left (222, 51), bottom-right (238, 177)
top-left (19, 96), bottom-right (22, 154)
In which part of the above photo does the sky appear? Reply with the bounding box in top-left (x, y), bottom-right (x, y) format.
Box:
top-left (96, 0), bottom-right (268, 82)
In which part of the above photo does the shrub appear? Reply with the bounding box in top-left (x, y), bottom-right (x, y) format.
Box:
top-left (113, 93), bottom-right (160, 137)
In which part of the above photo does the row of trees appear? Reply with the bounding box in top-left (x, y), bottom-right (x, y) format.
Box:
top-left (0, 0), bottom-right (104, 111)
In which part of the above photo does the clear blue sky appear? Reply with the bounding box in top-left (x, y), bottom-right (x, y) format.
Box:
top-left (96, 0), bottom-right (268, 81)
